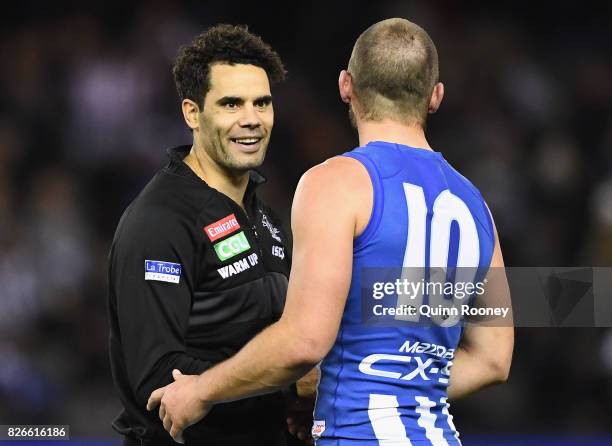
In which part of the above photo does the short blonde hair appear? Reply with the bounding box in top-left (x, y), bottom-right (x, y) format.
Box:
top-left (348, 18), bottom-right (439, 125)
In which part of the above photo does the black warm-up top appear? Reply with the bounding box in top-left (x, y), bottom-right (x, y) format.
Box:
top-left (108, 146), bottom-right (291, 446)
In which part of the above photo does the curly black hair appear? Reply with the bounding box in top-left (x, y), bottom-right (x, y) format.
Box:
top-left (172, 24), bottom-right (287, 108)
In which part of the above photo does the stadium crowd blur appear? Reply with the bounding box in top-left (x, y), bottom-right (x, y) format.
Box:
top-left (1, 1), bottom-right (611, 440)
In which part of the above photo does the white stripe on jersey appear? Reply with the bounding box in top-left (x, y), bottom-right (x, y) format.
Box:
top-left (415, 396), bottom-right (450, 446)
top-left (368, 394), bottom-right (412, 445)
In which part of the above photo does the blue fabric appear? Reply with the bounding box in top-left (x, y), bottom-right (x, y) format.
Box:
top-left (314, 141), bottom-right (495, 445)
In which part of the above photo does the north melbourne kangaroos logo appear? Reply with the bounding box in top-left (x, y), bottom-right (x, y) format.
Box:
top-left (260, 211), bottom-right (282, 242)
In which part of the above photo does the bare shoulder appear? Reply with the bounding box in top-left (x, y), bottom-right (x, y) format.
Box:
top-left (298, 155), bottom-right (371, 195)
top-left (294, 156), bottom-right (372, 236)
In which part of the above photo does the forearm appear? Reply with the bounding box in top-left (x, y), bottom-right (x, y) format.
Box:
top-left (446, 346), bottom-right (509, 401)
top-left (198, 319), bottom-right (318, 405)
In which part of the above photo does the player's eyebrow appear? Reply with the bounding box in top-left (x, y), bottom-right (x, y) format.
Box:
top-left (255, 95), bottom-right (273, 104)
top-left (216, 95), bottom-right (273, 106)
top-left (216, 96), bottom-right (244, 106)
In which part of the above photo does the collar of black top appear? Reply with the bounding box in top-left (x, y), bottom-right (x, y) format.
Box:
top-left (165, 145), bottom-right (267, 186)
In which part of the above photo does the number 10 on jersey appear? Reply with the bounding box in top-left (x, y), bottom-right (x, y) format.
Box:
top-left (398, 182), bottom-right (480, 326)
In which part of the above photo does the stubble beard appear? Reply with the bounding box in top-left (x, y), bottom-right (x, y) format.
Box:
top-left (207, 134), bottom-right (268, 174)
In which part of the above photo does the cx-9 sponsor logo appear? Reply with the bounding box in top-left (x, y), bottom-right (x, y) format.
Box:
top-left (358, 353), bottom-right (451, 384)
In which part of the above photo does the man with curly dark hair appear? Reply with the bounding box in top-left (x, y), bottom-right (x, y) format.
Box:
top-left (108, 24), bottom-right (297, 446)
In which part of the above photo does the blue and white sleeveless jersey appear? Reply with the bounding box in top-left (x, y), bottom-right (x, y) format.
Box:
top-left (313, 141), bottom-right (495, 445)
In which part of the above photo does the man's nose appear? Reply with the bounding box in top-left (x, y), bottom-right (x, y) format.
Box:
top-left (238, 104), bottom-right (261, 129)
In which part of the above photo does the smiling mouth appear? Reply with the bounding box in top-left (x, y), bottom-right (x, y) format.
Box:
top-left (230, 137), bottom-right (263, 146)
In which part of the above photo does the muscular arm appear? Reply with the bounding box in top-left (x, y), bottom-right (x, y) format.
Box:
top-left (198, 161), bottom-right (356, 399)
top-left (446, 223), bottom-right (514, 400)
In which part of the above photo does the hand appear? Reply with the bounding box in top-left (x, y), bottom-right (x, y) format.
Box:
top-left (146, 369), bottom-right (212, 443)
top-left (296, 367), bottom-right (318, 399)
top-left (286, 367), bottom-right (318, 444)
top-left (286, 395), bottom-right (315, 444)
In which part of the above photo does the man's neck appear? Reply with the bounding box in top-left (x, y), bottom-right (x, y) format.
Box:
top-left (184, 146), bottom-right (250, 208)
top-left (357, 118), bottom-right (433, 151)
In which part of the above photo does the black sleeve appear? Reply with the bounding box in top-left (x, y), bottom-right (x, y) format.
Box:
top-left (110, 205), bottom-right (211, 407)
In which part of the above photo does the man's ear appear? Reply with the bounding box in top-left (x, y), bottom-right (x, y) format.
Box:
top-left (181, 99), bottom-right (200, 130)
top-left (338, 70), bottom-right (353, 104)
top-left (428, 82), bottom-right (444, 114)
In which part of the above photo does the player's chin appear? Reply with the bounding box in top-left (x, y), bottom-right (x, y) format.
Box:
top-left (232, 149), bottom-right (267, 170)
top-left (227, 153), bottom-right (266, 171)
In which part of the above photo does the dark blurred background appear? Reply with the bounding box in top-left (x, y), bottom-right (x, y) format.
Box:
top-left (1, 0), bottom-right (611, 443)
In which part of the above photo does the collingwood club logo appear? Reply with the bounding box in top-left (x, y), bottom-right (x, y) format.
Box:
top-left (260, 211), bottom-right (282, 242)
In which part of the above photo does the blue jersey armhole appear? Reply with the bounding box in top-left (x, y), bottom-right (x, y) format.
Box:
top-left (341, 152), bottom-right (383, 251)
